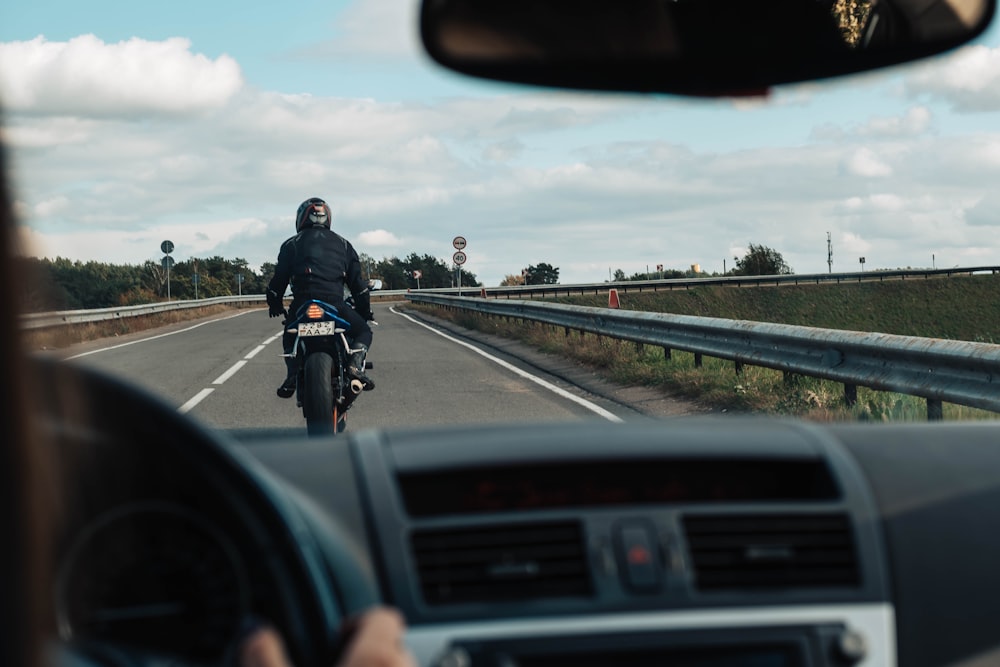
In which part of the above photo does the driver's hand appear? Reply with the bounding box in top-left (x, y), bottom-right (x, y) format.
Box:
top-left (240, 608), bottom-right (415, 667)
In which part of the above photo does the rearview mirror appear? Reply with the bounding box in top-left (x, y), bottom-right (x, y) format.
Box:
top-left (420, 0), bottom-right (994, 95)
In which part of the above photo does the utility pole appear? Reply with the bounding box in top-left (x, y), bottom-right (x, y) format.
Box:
top-left (827, 232), bottom-right (833, 273)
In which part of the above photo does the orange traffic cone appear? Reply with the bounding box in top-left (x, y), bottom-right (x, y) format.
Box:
top-left (609, 289), bottom-right (620, 309)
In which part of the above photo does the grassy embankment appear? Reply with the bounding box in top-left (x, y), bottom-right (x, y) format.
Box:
top-left (23, 304), bottom-right (252, 351)
top-left (412, 274), bottom-right (1000, 422)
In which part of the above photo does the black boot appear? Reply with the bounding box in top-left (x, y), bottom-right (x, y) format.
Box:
top-left (276, 355), bottom-right (297, 398)
top-left (348, 344), bottom-right (375, 391)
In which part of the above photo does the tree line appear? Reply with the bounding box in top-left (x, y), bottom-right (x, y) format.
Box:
top-left (15, 244), bottom-right (789, 311)
top-left (360, 253), bottom-right (482, 291)
top-left (15, 252), bottom-right (485, 312)
top-left (610, 244), bottom-right (793, 282)
top-left (16, 256), bottom-right (272, 312)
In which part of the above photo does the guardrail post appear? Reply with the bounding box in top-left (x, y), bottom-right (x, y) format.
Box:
top-left (663, 347), bottom-right (671, 360)
top-left (928, 399), bottom-right (943, 421)
top-left (694, 353), bottom-right (703, 368)
top-left (844, 384), bottom-right (858, 407)
top-left (565, 327), bottom-right (571, 337)
top-left (635, 342), bottom-right (644, 354)
top-left (734, 361), bottom-right (744, 375)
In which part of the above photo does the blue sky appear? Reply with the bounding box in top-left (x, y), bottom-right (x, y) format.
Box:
top-left (3, 0), bottom-right (1000, 284)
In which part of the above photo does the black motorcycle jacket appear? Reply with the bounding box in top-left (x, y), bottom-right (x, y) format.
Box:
top-left (267, 226), bottom-right (372, 320)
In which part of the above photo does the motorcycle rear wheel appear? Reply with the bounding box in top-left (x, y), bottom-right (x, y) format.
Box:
top-left (303, 352), bottom-right (336, 437)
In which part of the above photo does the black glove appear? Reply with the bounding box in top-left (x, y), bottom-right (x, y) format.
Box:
top-left (266, 289), bottom-right (286, 318)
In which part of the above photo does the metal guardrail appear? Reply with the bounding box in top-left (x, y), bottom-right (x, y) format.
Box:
top-left (407, 293), bottom-right (1000, 420)
top-left (20, 291), bottom-right (413, 330)
top-left (396, 265), bottom-right (1000, 299)
top-left (21, 295), bottom-right (266, 330)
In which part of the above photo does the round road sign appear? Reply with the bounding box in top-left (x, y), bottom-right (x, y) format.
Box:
top-left (453, 251), bottom-right (467, 266)
top-left (452, 236), bottom-right (467, 250)
top-left (161, 240), bottom-right (174, 255)
top-left (161, 256), bottom-right (175, 269)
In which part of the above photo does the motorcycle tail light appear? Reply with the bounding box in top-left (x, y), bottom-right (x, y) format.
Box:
top-left (306, 304), bottom-right (324, 319)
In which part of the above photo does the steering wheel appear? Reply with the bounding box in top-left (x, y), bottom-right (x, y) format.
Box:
top-left (32, 356), bottom-right (377, 667)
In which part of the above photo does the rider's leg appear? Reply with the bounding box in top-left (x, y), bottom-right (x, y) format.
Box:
top-left (276, 330), bottom-right (297, 398)
top-left (342, 309), bottom-right (374, 390)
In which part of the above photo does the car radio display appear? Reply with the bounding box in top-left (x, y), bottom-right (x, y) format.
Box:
top-left (399, 458), bottom-right (839, 517)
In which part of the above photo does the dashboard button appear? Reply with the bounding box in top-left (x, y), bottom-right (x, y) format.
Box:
top-left (615, 523), bottom-right (663, 591)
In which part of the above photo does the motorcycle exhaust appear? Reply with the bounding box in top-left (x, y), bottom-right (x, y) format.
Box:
top-left (349, 379), bottom-right (365, 395)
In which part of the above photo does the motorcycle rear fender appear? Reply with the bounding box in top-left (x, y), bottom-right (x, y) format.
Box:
top-left (287, 298), bottom-right (352, 330)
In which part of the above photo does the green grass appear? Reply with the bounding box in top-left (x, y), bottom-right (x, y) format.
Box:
top-left (416, 275), bottom-right (1000, 422)
top-left (559, 274), bottom-right (1000, 341)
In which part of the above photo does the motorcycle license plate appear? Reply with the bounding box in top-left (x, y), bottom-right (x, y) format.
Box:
top-left (298, 321), bottom-right (336, 336)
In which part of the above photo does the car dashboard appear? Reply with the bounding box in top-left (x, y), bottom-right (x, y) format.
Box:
top-left (43, 359), bottom-right (1000, 667)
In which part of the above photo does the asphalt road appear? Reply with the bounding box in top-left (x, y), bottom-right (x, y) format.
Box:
top-left (61, 302), bottom-right (636, 435)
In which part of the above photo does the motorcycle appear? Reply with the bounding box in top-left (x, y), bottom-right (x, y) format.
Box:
top-left (282, 281), bottom-right (380, 437)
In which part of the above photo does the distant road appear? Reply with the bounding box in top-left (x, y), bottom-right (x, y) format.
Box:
top-left (61, 303), bottom-right (637, 434)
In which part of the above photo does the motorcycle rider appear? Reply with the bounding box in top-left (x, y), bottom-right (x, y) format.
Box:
top-left (267, 197), bottom-right (375, 397)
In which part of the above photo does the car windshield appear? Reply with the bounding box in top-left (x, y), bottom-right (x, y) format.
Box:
top-left (4, 0), bottom-right (1000, 430)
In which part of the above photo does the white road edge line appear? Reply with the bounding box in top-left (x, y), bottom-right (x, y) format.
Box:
top-left (67, 310), bottom-right (256, 360)
top-left (212, 360), bottom-right (248, 385)
top-left (391, 307), bottom-right (623, 423)
top-left (178, 388), bottom-right (214, 414)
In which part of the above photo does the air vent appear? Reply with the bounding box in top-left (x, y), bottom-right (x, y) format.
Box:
top-left (411, 522), bottom-right (592, 605)
top-left (683, 514), bottom-right (860, 591)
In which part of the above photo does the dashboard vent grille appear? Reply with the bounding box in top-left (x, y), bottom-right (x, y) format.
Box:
top-left (411, 521), bottom-right (592, 605)
top-left (683, 513), bottom-right (860, 591)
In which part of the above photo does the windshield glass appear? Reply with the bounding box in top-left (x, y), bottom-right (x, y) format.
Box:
top-left (5, 0), bottom-right (1000, 430)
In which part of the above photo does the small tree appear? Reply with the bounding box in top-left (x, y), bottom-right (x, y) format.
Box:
top-left (500, 274), bottom-right (525, 286)
top-left (524, 262), bottom-right (559, 285)
top-left (734, 244), bottom-right (793, 276)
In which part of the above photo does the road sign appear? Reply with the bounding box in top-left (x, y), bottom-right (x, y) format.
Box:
top-left (161, 256), bottom-right (175, 269)
top-left (413, 270), bottom-right (423, 279)
top-left (452, 236), bottom-right (467, 250)
top-left (453, 251), bottom-right (467, 266)
top-left (161, 240), bottom-right (174, 255)
top-left (192, 273), bottom-right (199, 284)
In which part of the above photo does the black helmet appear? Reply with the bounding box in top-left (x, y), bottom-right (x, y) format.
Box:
top-left (296, 197), bottom-right (332, 232)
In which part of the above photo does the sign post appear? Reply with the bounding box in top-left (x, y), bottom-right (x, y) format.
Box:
top-left (452, 236), bottom-right (467, 296)
top-left (160, 240), bottom-right (174, 300)
top-left (413, 269), bottom-right (422, 290)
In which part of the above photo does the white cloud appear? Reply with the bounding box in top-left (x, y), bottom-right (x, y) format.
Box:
top-left (857, 107), bottom-right (932, 138)
top-left (293, 0), bottom-right (420, 59)
top-left (0, 35), bottom-right (243, 116)
top-left (844, 147), bottom-right (892, 177)
top-left (840, 232), bottom-right (872, 254)
top-left (27, 218), bottom-right (269, 265)
top-left (483, 139), bottom-right (525, 162)
top-left (357, 229), bottom-right (404, 247)
top-left (904, 44), bottom-right (1000, 111)
top-left (8, 33), bottom-right (1000, 285)
top-left (33, 195), bottom-right (71, 218)
top-left (0, 117), bottom-right (98, 148)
